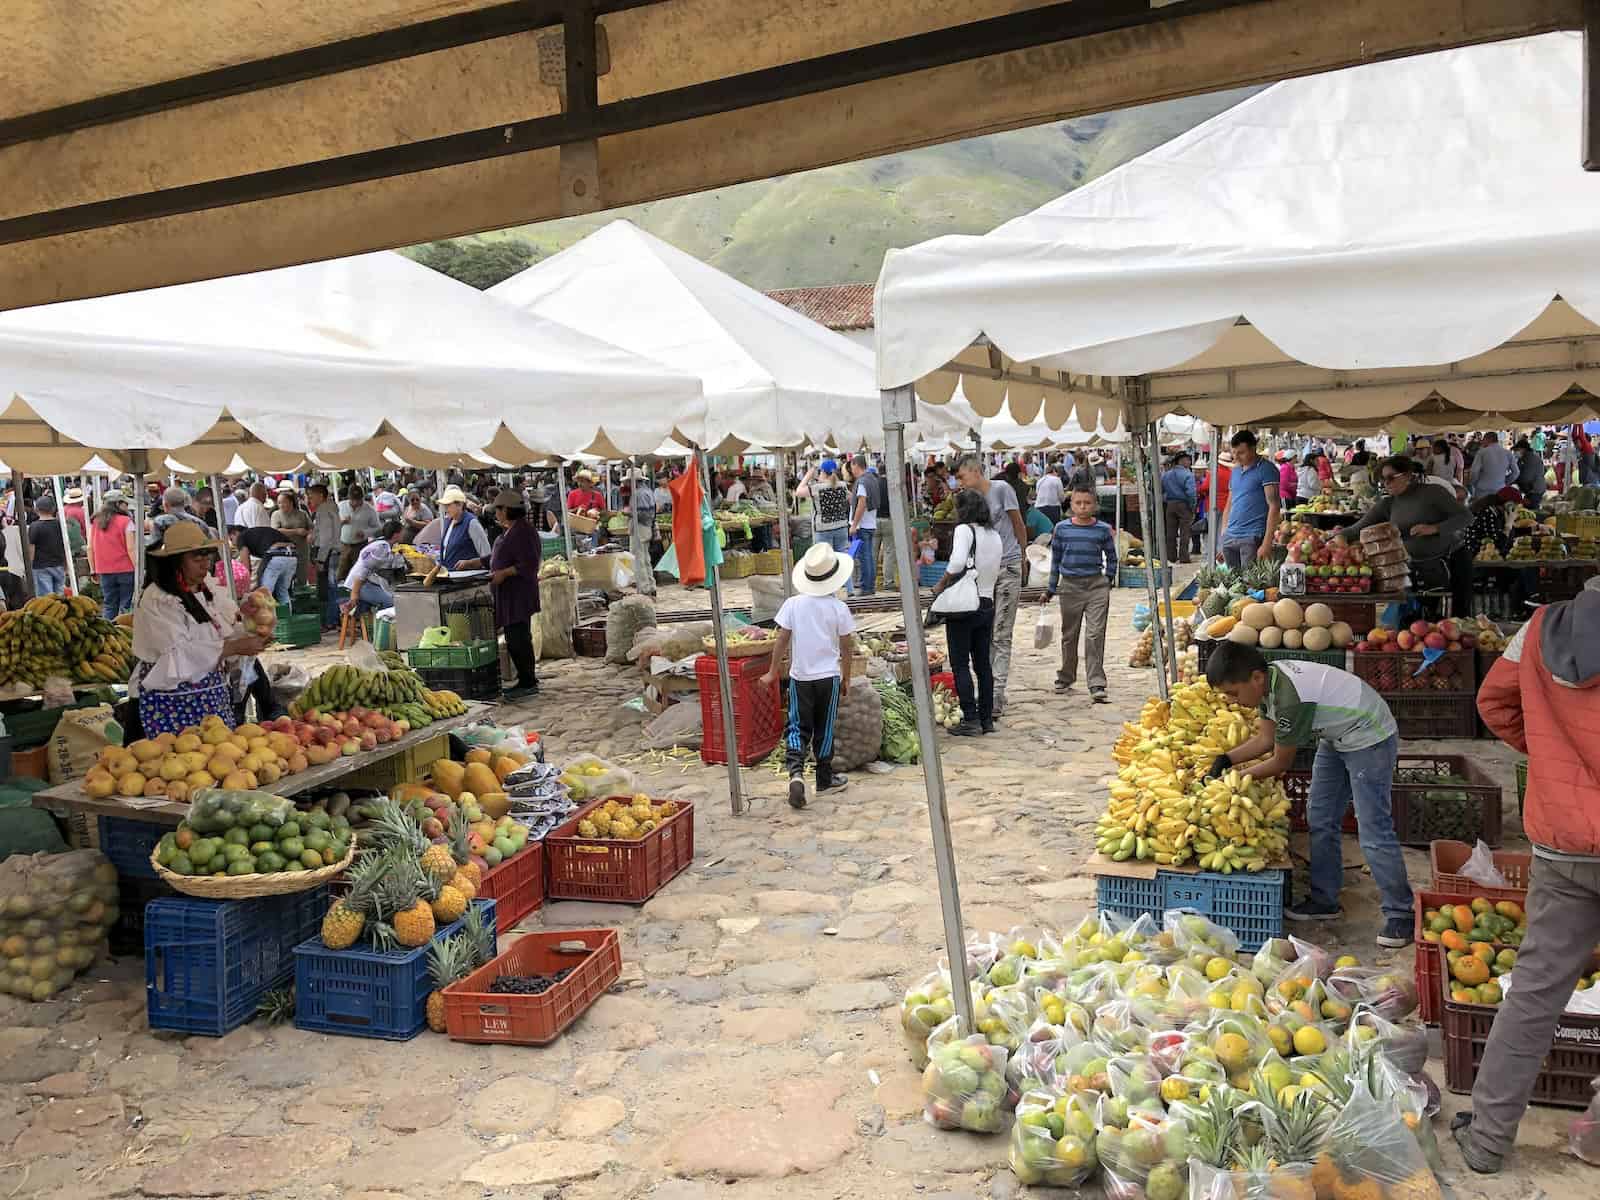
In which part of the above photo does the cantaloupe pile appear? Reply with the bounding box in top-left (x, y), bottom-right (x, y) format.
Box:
top-left (1201, 598), bottom-right (1354, 654)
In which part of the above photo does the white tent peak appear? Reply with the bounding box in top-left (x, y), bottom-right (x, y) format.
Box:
top-left (490, 219), bottom-right (884, 451)
top-left (876, 32), bottom-right (1600, 413)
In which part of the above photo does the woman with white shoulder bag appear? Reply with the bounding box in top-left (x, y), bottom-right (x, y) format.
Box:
top-left (928, 488), bottom-right (1003, 736)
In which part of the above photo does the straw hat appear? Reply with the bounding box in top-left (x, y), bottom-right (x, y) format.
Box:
top-left (276, 480), bottom-right (298, 494)
top-left (790, 543), bottom-right (854, 597)
top-left (149, 522), bottom-right (223, 557)
top-left (439, 484), bottom-right (469, 506)
top-left (63, 486), bottom-right (84, 503)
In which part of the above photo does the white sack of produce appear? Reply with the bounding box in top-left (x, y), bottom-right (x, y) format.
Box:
top-left (0, 850), bottom-right (120, 1001)
top-left (605, 595), bottom-right (657, 665)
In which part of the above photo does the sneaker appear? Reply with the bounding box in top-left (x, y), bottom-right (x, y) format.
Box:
top-left (950, 720), bottom-right (983, 737)
top-left (1450, 1113), bottom-right (1502, 1174)
top-left (981, 719), bottom-right (997, 734)
top-left (787, 778), bottom-right (807, 810)
top-left (1284, 897), bottom-right (1342, 921)
top-left (1091, 690), bottom-right (1110, 704)
top-left (501, 685), bottom-right (538, 701)
top-left (1376, 919), bottom-right (1414, 949)
top-left (1054, 680), bottom-right (1073, 693)
top-left (816, 774), bottom-right (850, 795)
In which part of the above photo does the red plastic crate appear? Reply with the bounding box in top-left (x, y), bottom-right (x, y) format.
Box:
top-left (1387, 692), bottom-right (1479, 740)
top-left (1441, 947), bottom-right (1600, 1107)
top-left (695, 652), bottom-right (782, 765)
top-left (442, 928), bottom-right (621, 1045)
top-left (1411, 888), bottom-right (1526, 1026)
top-left (1324, 601), bottom-right (1377, 636)
top-left (476, 842), bottom-right (544, 930)
top-left (1352, 648), bottom-right (1476, 695)
top-left (1429, 840), bottom-right (1531, 899)
top-left (543, 798), bottom-right (695, 904)
top-left (1281, 771), bottom-right (1371, 835)
top-left (1390, 755), bottom-right (1504, 847)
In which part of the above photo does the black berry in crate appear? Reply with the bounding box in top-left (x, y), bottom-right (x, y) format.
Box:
top-left (488, 966), bottom-right (578, 995)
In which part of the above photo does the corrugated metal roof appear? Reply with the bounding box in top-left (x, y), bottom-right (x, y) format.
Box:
top-left (765, 282), bottom-right (875, 331)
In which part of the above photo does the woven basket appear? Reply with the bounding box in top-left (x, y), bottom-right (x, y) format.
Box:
top-left (148, 837), bottom-right (355, 898)
top-left (567, 513), bottom-right (599, 534)
top-left (701, 636), bottom-right (776, 659)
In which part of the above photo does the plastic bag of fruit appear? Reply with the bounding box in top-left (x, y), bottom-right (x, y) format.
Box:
top-left (900, 969), bottom-right (961, 1069)
top-left (1095, 998), bottom-right (1156, 1054)
top-left (1346, 1004), bottom-right (1429, 1077)
top-left (1098, 1110), bottom-right (1189, 1200)
top-left (0, 850), bottom-right (120, 1002)
top-left (1010, 1015), bottom-right (1094, 1092)
top-left (185, 788), bottom-right (295, 834)
top-left (922, 1017), bottom-right (1011, 1132)
top-left (1057, 1039), bottom-right (1114, 1099)
top-left (237, 587), bottom-right (279, 637)
top-left (1322, 1077), bottom-right (1443, 1200)
top-left (1164, 908), bottom-right (1241, 965)
top-left (556, 753), bottom-right (635, 803)
top-left (1570, 1078), bottom-right (1600, 1165)
top-left (1108, 1053), bottom-right (1169, 1123)
top-left (938, 929), bottom-right (1002, 981)
top-left (1009, 1089), bottom-right (1101, 1188)
top-left (1325, 964), bottom-right (1419, 1023)
top-left (978, 981), bottom-right (1036, 1058)
top-left (1250, 933), bottom-right (1334, 988)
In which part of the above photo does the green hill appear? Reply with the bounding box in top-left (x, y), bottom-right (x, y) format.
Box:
top-left (410, 89), bottom-right (1254, 291)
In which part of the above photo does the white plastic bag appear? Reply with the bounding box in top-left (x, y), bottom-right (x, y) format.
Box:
top-left (1570, 1077), bottom-right (1600, 1164)
top-left (1459, 839), bottom-right (1510, 889)
top-left (1034, 602), bottom-right (1055, 650)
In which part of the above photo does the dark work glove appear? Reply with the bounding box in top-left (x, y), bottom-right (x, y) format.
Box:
top-left (1206, 755), bottom-right (1233, 780)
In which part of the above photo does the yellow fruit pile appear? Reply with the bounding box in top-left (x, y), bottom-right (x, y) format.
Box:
top-left (1098, 682), bottom-right (1289, 870)
top-left (575, 794), bottom-right (679, 841)
top-left (0, 595), bottom-right (132, 688)
top-left (82, 717), bottom-right (308, 803)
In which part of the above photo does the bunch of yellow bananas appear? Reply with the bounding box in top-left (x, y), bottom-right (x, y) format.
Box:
top-left (1095, 682), bottom-right (1288, 870)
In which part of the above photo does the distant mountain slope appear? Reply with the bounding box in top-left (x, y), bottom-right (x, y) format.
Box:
top-left (411, 89), bottom-right (1255, 291)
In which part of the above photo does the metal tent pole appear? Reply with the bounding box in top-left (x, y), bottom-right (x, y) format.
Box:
top-left (1130, 429), bottom-right (1170, 702)
top-left (1207, 426), bottom-right (1223, 564)
top-left (1149, 422), bottom-right (1180, 684)
top-left (210, 474), bottom-right (239, 602)
top-left (696, 449), bottom-right (747, 817)
top-left (774, 450), bottom-right (794, 597)
top-left (1112, 446), bottom-right (1123, 583)
top-left (885, 386), bottom-right (974, 1034)
top-left (131, 472), bottom-right (147, 599)
top-left (556, 461), bottom-right (577, 619)
top-left (52, 478), bottom-right (78, 595)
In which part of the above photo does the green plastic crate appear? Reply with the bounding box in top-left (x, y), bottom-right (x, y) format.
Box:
top-left (290, 587), bottom-right (320, 617)
top-left (275, 601), bottom-right (293, 623)
top-left (405, 640), bottom-right (499, 670)
top-left (275, 613), bottom-right (322, 648)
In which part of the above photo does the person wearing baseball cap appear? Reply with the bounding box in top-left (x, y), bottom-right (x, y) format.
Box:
top-left (436, 484), bottom-right (491, 570)
top-left (760, 543), bottom-right (857, 808)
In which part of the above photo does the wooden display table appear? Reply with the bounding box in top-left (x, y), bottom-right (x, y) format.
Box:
top-left (30, 708), bottom-right (483, 828)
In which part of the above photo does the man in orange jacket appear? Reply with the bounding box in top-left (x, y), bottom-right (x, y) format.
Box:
top-left (1453, 577), bottom-right (1600, 1172)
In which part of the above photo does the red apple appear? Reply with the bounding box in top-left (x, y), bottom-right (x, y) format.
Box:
top-left (1396, 631), bottom-right (1417, 650)
top-left (1437, 619), bottom-right (1460, 641)
top-left (340, 739), bottom-right (361, 756)
top-left (1354, 641), bottom-right (1372, 653)
top-left (359, 731), bottom-right (377, 752)
top-left (422, 817), bottom-right (444, 839)
top-left (1409, 620), bottom-right (1432, 639)
top-left (1423, 632), bottom-right (1447, 651)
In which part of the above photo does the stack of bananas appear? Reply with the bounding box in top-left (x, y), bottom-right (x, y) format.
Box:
top-left (1096, 681), bottom-right (1290, 871)
top-left (0, 595), bottom-right (132, 688)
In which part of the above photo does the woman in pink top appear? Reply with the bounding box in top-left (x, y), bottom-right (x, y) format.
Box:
top-left (88, 490), bottom-right (138, 619)
top-left (1277, 453), bottom-right (1298, 507)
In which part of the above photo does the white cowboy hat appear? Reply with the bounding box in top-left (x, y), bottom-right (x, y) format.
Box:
top-left (439, 485), bottom-right (469, 506)
top-left (790, 542), bottom-right (854, 597)
top-left (275, 480), bottom-right (298, 494)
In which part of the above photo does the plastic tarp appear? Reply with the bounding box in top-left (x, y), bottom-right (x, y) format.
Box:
top-left (875, 33), bottom-right (1600, 433)
top-left (490, 220), bottom-right (885, 453)
top-left (0, 249), bottom-right (703, 472)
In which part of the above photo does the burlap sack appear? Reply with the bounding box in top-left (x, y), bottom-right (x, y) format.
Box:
top-left (47, 705), bottom-right (118, 785)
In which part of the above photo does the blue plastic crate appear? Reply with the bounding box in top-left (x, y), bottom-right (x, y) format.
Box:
top-left (919, 561), bottom-right (949, 587)
top-left (1117, 565), bottom-right (1173, 590)
top-left (292, 899), bottom-right (496, 1041)
top-left (1096, 868), bottom-right (1287, 952)
top-left (98, 816), bottom-right (166, 879)
top-left (145, 887), bottom-right (328, 1036)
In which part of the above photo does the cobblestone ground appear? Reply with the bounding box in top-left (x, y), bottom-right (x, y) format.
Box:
top-left (0, 572), bottom-right (1574, 1199)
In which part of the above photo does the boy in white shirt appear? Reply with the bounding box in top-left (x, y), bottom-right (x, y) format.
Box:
top-left (761, 543), bottom-right (857, 809)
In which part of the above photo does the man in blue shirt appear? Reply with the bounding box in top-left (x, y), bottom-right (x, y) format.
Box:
top-left (1219, 430), bottom-right (1281, 571)
top-left (1161, 451), bottom-right (1198, 565)
top-left (1045, 487), bottom-right (1117, 703)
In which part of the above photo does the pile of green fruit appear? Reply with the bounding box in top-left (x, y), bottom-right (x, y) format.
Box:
top-left (923, 1030), bottom-right (1010, 1132)
top-left (155, 789), bottom-right (353, 877)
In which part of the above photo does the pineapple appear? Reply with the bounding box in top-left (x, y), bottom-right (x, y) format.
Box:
top-left (1261, 1085), bottom-right (1327, 1200)
top-left (320, 849), bottom-right (386, 949)
top-left (450, 869), bottom-right (477, 901)
top-left (461, 901), bottom-right (495, 967)
top-left (420, 839), bottom-right (457, 885)
top-left (376, 856), bottom-right (437, 949)
top-left (425, 932), bottom-right (472, 1032)
top-left (1188, 1090), bottom-right (1240, 1171)
top-left (431, 879), bottom-right (468, 925)
top-left (366, 799), bottom-right (429, 857)
top-left (1385, 1173), bottom-right (1441, 1200)
top-left (1232, 1141), bottom-right (1276, 1200)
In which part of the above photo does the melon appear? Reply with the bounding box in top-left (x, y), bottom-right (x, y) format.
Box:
top-left (465, 748), bottom-right (494, 767)
top-left (431, 759), bottom-right (466, 800)
top-left (462, 762), bottom-right (500, 798)
top-left (1229, 597), bottom-right (1253, 619)
top-left (479, 792), bottom-right (511, 820)
top-left (1281, 628), bottom-right (1304, 649)
top-left (492, 754), bottom-right (525, 783)
top-left (1272, 598), bottom-right (1305, 630)
top-left (1328, 621), bottom-right (1355, 648)
top-left (1241, 603), bottom-right (1277, 631)
top-left (1258, 626), bottom-right (1284, 649)
top-left (1227, 623), bottom-right (1260, 645)
top-left (1302, 626), bottom-right (1334, 653)
top-left (1204, 615), bottom-right (1239, 639)
top-left (1304, 603), bottom-right (1335, 628)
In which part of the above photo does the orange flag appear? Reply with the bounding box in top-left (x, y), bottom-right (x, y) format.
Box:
top-left (668, 459), bottom-right (708, 587)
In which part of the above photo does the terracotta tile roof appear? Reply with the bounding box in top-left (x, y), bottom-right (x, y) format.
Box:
top-left (765, 282), bottom-right (875, 331)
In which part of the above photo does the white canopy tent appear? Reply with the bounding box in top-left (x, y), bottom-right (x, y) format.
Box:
top-left (0, 249), bottom-right (704, 475)
top-left (864, 32), bottom-right (1600, 1034)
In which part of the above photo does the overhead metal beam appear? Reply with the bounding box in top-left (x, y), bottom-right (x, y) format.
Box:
top-left (1586, 0), bottom-right (1600, 167)
top-left (0, 0), bottom-right (1272, 246)
top-left (0, 1), bottom-right (663, 151)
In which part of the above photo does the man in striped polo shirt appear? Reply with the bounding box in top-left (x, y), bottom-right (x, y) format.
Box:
top-left (1045, 486), bottom-right (1117, 702)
